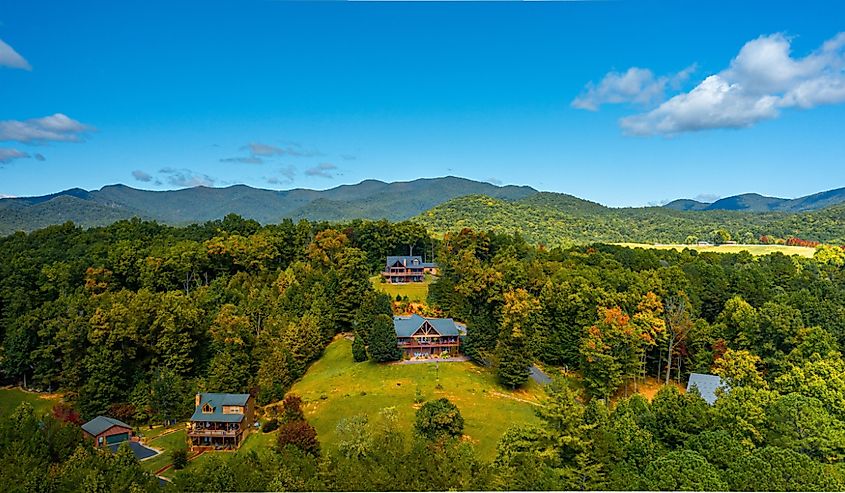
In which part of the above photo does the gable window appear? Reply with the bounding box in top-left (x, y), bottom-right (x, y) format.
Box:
top-left (202, 403), bottom-right (213, 413)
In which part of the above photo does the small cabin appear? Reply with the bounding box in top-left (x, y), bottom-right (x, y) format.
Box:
top-left (81, 416), bottom-right (134, 448)
top-left (382, 256), bottom-right (437, 283)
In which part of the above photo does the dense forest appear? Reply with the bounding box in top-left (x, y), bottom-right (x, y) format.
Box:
top-left (2, 218), bottom-right (845, 490)
top-left (417, 193), bottom-right (845, 246)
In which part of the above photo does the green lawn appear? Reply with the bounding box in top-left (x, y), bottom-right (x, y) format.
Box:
top-left (141, 428), bottom-right (187, 475)
top-left (286, 337), bottom-right (544, 460)
top-left (370, 274), bottom-right (433, 302)
top-left (616, 242), bottom-right (817, 258)
top-left (0, 388), bottom-right (60, 417)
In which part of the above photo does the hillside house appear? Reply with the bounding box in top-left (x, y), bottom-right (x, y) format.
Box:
top-left (188, 393), bottom-right (255, 450)
top-left (382, 256), bottom-right (437, 283)
top-left (82, 416), bottom-right (134, 448)
top-left (394, 314), bottom-right (465, 358)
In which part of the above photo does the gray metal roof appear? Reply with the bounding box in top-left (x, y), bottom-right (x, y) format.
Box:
top-left (393, 315), bottom-right (462, 337)
top-left (385, 256), bottom-right (437, 269)
top-left (81, 416), bottom-right (132, 436)
top-left (190, 393), bottom-right (250, 423)
top-left (686, 373), bottom-right (728, 405)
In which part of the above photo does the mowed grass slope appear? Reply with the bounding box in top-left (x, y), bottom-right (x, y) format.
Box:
top-left (0, 388), bottom-right (60, 417)
top-left (370, 275), bottom-right (432, 302)
top-left (288, 337), bottom-right (544, 460)
top-left (616, 243), bottom-right (817, 258)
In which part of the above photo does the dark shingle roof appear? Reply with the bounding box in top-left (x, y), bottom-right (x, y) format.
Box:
top-left (393, 315), bottom-right (463, 337)
top-left (81, 416), bottom-right (132, 436)
top-left (385, 256), bottom-right (437, 269)
top-left (190, 393), bottom-right (250, 423)
top-left (686, 373), bottom-right (728, 405)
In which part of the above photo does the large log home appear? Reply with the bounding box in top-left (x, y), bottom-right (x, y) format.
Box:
top-left (188, 393), bottom-right (255, 450)
top-left (394, 314), bottom-right (465, 358)
top-left (382, 256), bottom-right (437, 283)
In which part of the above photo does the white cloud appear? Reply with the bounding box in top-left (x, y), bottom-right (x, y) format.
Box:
top-left (572, 65), bottom-right (696, 111)
top-left (0, 38), bottom-right (30, 70)
top-left (0, 113), bottom-right (92, 143)
top-left (221, 156), bottom-right (264, 164)
top-left (617, 32), bottom-right (845, 135)
top-left (265, 165), bottom-right (297, 186)
top-left (132, 170), bottom-right (153, 182)
top-left (0, 148), bottom-right (29, 164)
top-left (304, 162), bottom-right (338, 179)
top-left (159, 167), bottom-right (216, 188)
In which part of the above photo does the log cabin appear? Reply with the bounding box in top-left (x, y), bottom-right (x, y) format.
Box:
top-left (382, 256), bottom-right (437, 283)
top-left (188, 393), bottom-right (255, 450)
top-left (394, 314), bottom-right (465, 358)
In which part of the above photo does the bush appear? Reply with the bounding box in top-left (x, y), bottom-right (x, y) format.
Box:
top-left (281, 394), bottom-right (305, 423)
top-left (414, 397), bottom-right (464, 440)
top-left (262, 418), bottom-right (279, 433)
top-left (171, 446), bottom-right (189, 470)
top-left (276, 420), bottom-right (320, 456)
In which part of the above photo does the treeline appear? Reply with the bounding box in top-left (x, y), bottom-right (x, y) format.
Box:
top-left (416, 193), bottom-right (845, 246)
top-left (0, 215), bottom-right (431, 419)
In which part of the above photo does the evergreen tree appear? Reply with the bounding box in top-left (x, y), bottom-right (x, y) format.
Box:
top-left (352, 335), bottom-right (368, 362)
top-left (367, 314), bottom-right (401, 362)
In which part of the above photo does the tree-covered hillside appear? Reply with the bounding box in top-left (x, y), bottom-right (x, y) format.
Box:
top-left (415, 193), bottom-right (845, 246)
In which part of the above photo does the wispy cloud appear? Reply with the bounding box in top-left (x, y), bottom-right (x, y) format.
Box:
top-left (265, 165), bottom-right (297, 185)
top-left (0, 38), bottom-right (30, 70)
top-left (0, 113), bottom-right (92, 143)
top-left (159, 167), bottom-right (216, 188)
top-left (0, 148), bottom-right (30, 164)
top-left (694, 193), bottom-right (720, 203)
top-left (221, 141), bottom-right (322, 164)
top-left (600, 32), bottom-right (845, 135)
top-left (220, 156), bottom-right (264, 164)
top-left (340, 154), bottom-right (357, 161)
top-left (132, 170), bottom-right (153, 182)
top-left (304, 162), bottom-right (338, 179)
top-left (487, 177), bottom-right (503, 186)
top-left (572, 65), bottom-right (696, 111)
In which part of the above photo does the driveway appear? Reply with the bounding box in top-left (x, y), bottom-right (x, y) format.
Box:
top-left (107, 441), bottom-right (160, 460)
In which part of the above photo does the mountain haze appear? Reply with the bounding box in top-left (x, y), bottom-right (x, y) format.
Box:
top-left (664, 187), bottom-right (845, 212)
top-left (0, 177), bottom-right (536, 236)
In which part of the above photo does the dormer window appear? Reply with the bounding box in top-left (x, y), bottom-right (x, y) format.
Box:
top-left (202, 403), bottom-right (213, 413)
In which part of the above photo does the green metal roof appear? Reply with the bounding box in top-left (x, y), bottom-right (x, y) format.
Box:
top-left (190, 393), bottom-right (250, 423)
top-left (393, 315), bottom-right (462, 337)
top-left (81, 416), bottom-right (132, 436)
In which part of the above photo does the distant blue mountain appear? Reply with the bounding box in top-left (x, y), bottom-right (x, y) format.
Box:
top-left (664, 188), bottom-right (845, 212)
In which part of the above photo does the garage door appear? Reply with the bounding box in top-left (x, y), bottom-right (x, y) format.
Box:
top-left (106, 432), bottom-right (129, 445)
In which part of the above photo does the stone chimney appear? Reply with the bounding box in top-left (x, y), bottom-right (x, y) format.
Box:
top-left (195, 393), bottom-right (201, 407)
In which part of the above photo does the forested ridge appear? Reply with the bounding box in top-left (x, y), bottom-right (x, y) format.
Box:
top-left (2, 217), bottom-right (845, 490)
top-left (416, 193), bottom-right (845, 246)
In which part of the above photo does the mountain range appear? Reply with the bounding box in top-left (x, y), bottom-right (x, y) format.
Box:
top-left (0, 177), bottom-right (535, 236)
top-left (3, 178), bottom-right (845, 242)
top-left (663, 187), bottom-right (845, 212)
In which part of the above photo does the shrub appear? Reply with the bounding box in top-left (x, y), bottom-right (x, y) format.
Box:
top-left (262, 418), bottom-right (279, 433)
top-left (281, 394), bottom-right (305, 423)
top-left (171, 446), bottom-right (189, 470)
top-left (276, 420), bottom-right (320, 456)
top-left (414, 397), bottom-right (464, 440)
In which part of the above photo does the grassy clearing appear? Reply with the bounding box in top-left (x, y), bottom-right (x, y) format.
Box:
top-left (370, 274), bottom-right (433, 302)
top-left (616, 243), bottom-right (816, 258)
top-left (141, 428), bottom-right (186, 475)
top-left (287, 337), bottom-right (544, 460)
top-left (0, 387), bottom-right (60, 417)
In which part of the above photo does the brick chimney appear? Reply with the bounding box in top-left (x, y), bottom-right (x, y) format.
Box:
top-left (195, 393), bottom-right (201, 407)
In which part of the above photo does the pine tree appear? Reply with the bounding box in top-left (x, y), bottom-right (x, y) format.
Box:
top-left (368, 314), bottom-right (401, 362)
top-left (352, 335), bottom-right (368, 362)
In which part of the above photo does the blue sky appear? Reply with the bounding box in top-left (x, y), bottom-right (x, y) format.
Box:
top-left (1, 0), bottom-right (844, 207)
